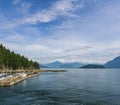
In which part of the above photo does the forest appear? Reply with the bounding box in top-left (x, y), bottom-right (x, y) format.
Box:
top-left (0, 44), bottom-right (39, 70)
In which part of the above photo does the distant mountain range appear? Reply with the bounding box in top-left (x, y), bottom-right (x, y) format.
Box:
top-left (41, 56), bottom-right (120, 69)
top-left (104, 56), bottom-right (120, 68)
top-left (41, 61), bottom-right (84, 68)
top-left (42, 61), bottom-right (63, 68)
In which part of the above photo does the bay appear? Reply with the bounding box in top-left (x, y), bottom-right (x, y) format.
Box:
top-left (0, 69), bottom-right (120, 105)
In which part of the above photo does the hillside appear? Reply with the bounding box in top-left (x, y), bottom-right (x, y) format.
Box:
top-left (0, 44), bottom-right (39, 70)
top-left (105, 56), bottom-right (120, 68)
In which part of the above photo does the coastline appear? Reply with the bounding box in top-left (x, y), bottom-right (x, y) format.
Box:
top-left (0, 71), bottom-right (40, 87)
top-left (0, 69), bottom-right (66, 87)
top-left (40, 70), bottom-right (66, 72)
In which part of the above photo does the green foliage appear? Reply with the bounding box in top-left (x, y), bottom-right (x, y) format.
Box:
top-left (0, 43), bottom-right (39, 70)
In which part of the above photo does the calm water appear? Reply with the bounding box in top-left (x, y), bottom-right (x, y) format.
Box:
top-left (1, 69), bottom-right (120, 105)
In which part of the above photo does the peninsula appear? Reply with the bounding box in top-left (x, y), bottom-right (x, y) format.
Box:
top-left (0, 44), bottom-right (66, 87)
top-left (0, 44), bottom-right (40, 87)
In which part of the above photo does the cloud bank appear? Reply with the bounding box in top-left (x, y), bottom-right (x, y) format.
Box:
top-left (0, 0), bottom-right (120, 64)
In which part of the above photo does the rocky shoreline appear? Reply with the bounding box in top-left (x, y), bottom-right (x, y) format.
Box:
top-left (0, 69), bottom-right (66, 87)
top-left (0, 72), bottom-right (40, 87)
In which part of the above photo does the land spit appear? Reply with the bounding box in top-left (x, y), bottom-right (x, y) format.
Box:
top-left (40, 70), bottom-right (66, 72)
top-left (0, 70), bottom-right (41, 87)
top-left (0, 70), bottom-right (66, 87)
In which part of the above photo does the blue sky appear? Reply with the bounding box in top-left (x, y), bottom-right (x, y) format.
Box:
top-left (0, 0), bottom-right (120, 64)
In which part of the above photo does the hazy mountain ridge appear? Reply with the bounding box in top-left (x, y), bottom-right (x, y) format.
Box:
top-left (43, 61), bottom-right (63, 68)
top-left (41, 61), bottom-right (84, 68)
top-left (105, 56), bottom-right (120, 68)
top-left (41, 56), bottom-right (120, 68)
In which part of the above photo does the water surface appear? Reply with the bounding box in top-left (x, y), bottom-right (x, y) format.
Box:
top-left (0, 69), bottom-right (120, 105)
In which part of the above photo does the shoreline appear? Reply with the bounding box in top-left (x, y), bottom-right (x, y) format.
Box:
top-left (0, 72), bottom-right (40, 87)
top-left (40, 70), bottom-right (66, 72)
top-left (0, 69), bottom-right (66, 87)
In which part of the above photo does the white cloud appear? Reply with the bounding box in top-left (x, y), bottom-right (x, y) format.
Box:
top-left (12, 0), bottom-right (21, 5)
top-left (25, 44), bottom-right (49, 51)
top-left (53, 0), bottom-right (83, 12)
top-left (2, 35), bottom-right (120, 64)
top-left (1, 0), bottom-right (94, 29)
top-left (19, 2), bottom-right (31, 13)
top-left (24, 0), bottom-right (82, 24)
top-left (24, 10), bottom-right (56, 24)
top-left (1, 22), bottom-right (21, 29)
top-left (13, 0), bottom-right (31, 14)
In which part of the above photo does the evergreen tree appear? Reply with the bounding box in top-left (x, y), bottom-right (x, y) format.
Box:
top-left (0, 44), bottom-right (40, 70)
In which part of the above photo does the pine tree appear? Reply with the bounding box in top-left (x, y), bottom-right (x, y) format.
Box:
top-left (0, 44), bottom-right (40, 70)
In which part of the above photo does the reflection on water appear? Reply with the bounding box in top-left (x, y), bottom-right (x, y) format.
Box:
top-left (0, 69), bottom-right (120, 105)
top-left (21, 80), bottom-right (26, 87)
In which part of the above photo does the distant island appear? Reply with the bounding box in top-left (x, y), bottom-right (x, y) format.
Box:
top-left (80, 64), bottom-right (105, 69)
top-left (0, 44), bottom-right (40, 87)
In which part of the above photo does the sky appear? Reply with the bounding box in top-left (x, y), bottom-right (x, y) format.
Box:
top-left (0, 0), bottom-right (120, 64)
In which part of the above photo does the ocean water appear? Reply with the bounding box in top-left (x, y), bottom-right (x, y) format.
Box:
top-left (0, 69), bottom-right (120, 105)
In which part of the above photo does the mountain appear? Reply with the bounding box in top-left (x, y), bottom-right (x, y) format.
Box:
top-left (105, 56), bottom-right (120, 68)
top-left (44, 61), bottom-right (63, 68)
top-left (42, 61), bottom-right (84, 68)
top-left (80, 64), bottom-right (105, 69)
top-left (40, 65), bottom-right (49, 68)
top-left (60, 62), bottom-right (84, 68)
top-left (41, 56), bottom-right (120, 69)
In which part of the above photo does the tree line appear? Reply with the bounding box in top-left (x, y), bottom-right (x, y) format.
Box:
top-left (0, 44), bottom-right (39, 70)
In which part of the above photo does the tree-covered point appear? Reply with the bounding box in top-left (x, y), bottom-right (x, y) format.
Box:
top-left (0, 44), bottom-right (39, 70)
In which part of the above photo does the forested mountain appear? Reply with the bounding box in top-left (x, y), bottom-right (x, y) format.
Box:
top-left (0, 44), bottom-right (39, 70)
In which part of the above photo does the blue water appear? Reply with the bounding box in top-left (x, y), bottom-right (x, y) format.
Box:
top-left (1, 69), bottom-right (120, 105)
